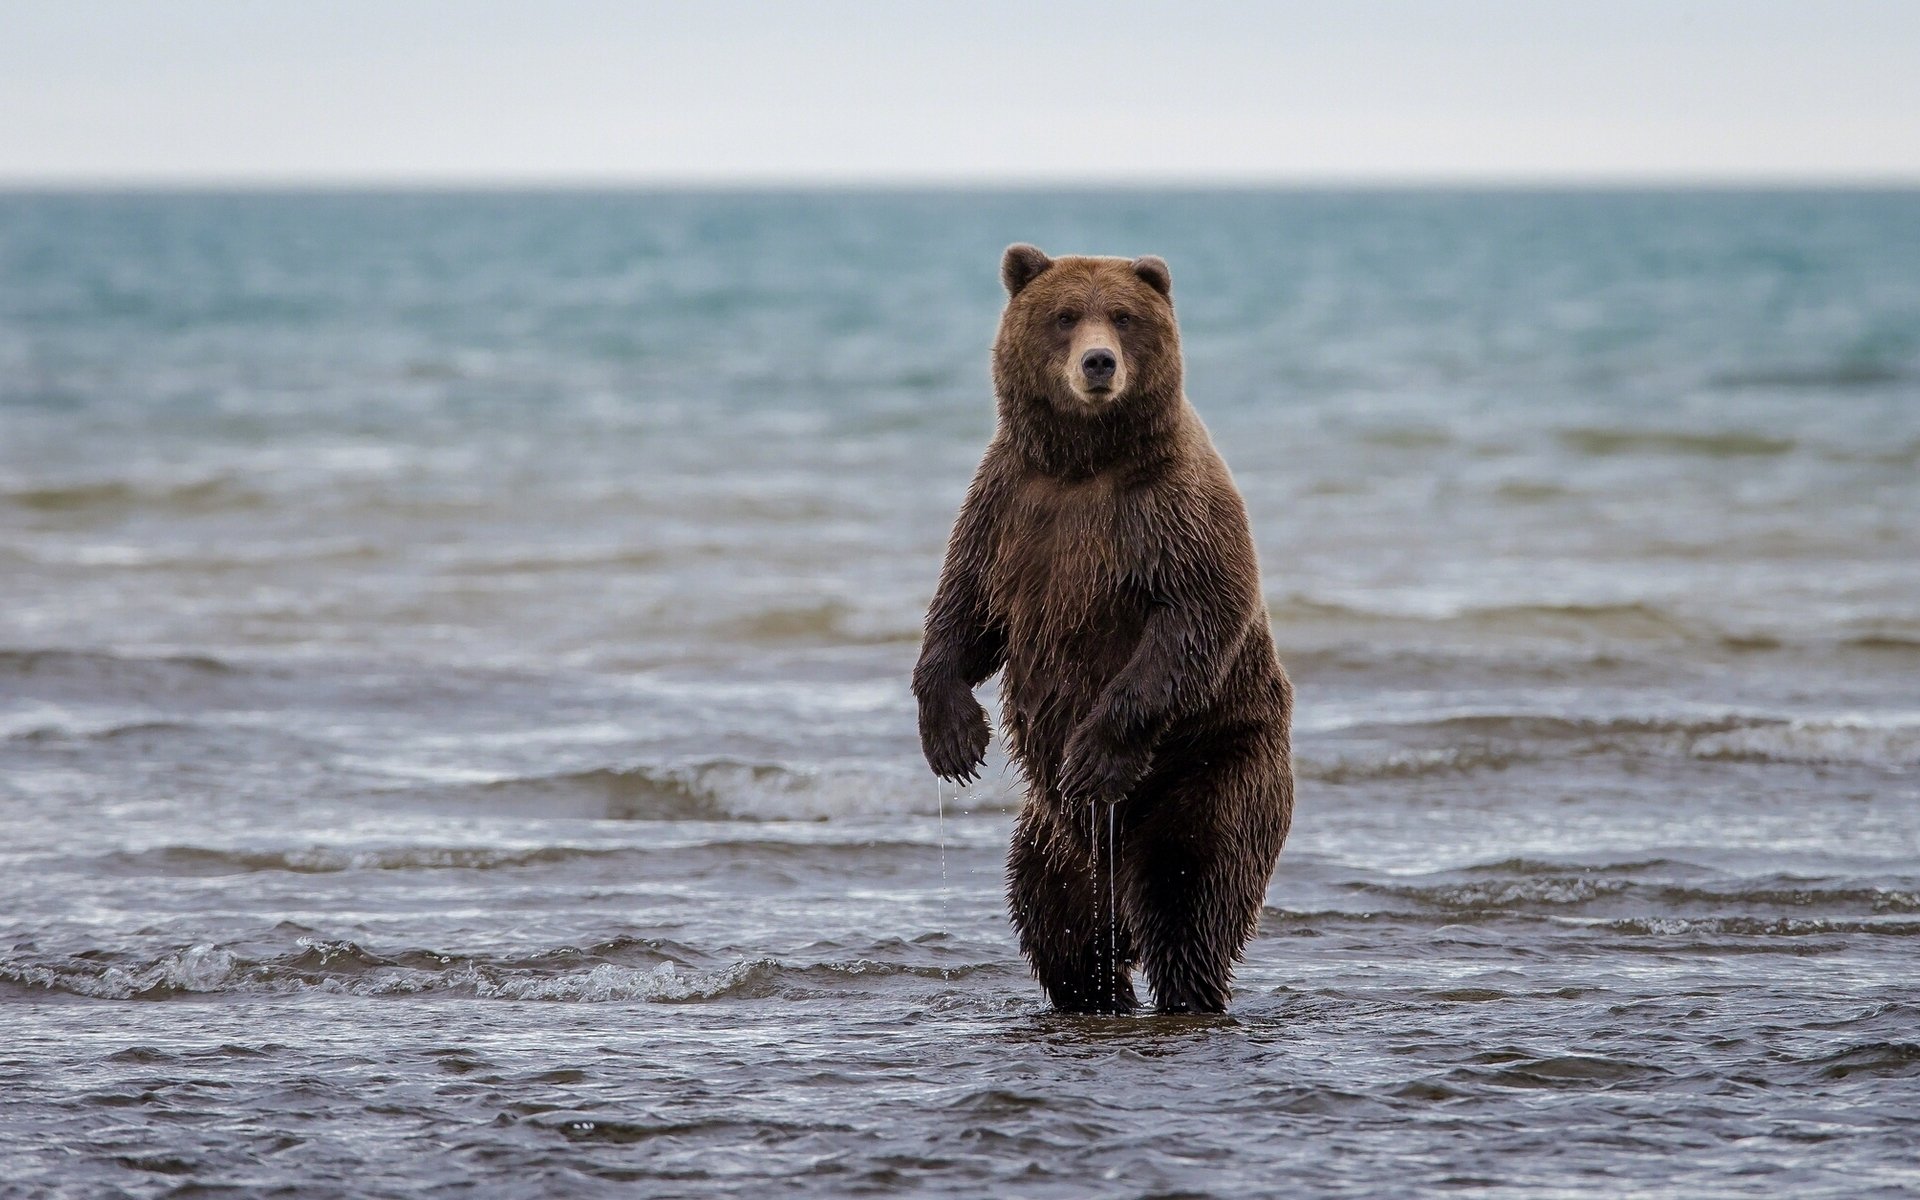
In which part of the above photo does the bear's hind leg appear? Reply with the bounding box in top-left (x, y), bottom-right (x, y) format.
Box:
top-left (1128, 845), bottom-right (1245, 1014)
top-left (1006, 806), bottom-right (1137, 1014)
top-left (1128, 754), bottom-right (1288, 1014)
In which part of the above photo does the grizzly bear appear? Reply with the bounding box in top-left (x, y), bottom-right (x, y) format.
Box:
top-left (913, 244), bottom-right (1294, 1014)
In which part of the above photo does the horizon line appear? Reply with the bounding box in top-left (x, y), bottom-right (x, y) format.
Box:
top-left (4, 174), bottom-right (1919, 194)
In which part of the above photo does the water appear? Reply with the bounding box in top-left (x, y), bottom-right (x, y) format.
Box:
top-left (2, 189), bottom-right (1918, 1197)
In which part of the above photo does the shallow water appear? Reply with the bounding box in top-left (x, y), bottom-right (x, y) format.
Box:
top-left (3, 190), bottom-right (1919, 1197)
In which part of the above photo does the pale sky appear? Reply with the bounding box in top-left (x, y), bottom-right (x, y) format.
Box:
top-left (4, 0), bottom-right (1918, 185)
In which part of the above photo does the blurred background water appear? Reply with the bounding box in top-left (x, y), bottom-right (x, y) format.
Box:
top-left (3, 189), bottom-right (1919, 1197)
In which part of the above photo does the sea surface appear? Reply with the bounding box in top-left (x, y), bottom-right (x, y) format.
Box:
top-left (2, 190), bottom-right (1919, 1197)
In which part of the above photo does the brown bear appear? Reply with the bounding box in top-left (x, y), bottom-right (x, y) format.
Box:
top-left (913, 244), bottom-right (1294, 1014)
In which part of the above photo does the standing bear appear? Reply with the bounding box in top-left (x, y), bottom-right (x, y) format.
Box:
top-left (913, 244), bottom-right (1294, 1014)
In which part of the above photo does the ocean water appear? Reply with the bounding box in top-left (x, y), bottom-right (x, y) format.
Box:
top-left (2, 189), bottom-right (1919, 1197)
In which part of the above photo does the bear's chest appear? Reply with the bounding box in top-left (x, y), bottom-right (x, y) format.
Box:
top-left (988, 476), bottom-right (1150, 642)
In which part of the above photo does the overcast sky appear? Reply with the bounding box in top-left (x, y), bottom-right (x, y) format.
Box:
top-left (4, 0), bottom-right (1918, 185)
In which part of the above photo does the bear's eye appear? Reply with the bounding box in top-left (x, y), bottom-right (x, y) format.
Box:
top-left (1112, 312), bottom-right (1132, 329)
top-left (1055, 311), bottom-right (1078, 329)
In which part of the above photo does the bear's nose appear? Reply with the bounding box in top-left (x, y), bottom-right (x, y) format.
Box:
top-left (1081, 348), bottom-right (1117, 386)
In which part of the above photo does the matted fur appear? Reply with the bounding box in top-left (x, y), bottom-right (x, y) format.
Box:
top-left (912, 244), bottom-right (1294, 1014)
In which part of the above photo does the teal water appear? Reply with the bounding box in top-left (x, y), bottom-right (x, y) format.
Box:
top-left (2, 190), bottom-right (1919, 1197)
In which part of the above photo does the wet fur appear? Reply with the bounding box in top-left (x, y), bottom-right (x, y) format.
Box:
top-left (913, 246), bottom-right (1294, 1014)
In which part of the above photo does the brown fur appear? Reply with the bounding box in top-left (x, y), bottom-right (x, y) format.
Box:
top-left (913, 244), bottom-right (1294, 1014)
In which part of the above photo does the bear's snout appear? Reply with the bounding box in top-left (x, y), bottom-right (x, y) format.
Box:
top-left (1080, 348), bottom-right (1117, 390)
top-left (1067, 323), bottom-right (1126, 402)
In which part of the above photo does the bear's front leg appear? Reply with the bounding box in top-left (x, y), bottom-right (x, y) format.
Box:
top-left (1006, 805), bottom-right (1137, 1014)
top-left (915, 684), bottom-right (991, 784)
top-left (912, 451), bottom-right (1010, 784)
top-left (1057, 718), bottom-right (1153, 807)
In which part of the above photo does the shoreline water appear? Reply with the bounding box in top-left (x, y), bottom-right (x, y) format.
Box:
top-left (3, 189), bottom-right (1918, 1196)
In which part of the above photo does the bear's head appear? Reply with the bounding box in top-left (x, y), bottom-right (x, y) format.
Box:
top-left (992, 244), bottom-right (1181, 421)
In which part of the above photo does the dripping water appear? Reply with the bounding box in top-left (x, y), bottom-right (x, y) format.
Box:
top-left (1089, 797), bottom-right (1118, 1011)
top-left (1108, 800), bottom-right (1117, 1009)
top-left (936, 779), bottom-right (949, 896)
top-left (1087, 798), bottom-right (1099, 1007)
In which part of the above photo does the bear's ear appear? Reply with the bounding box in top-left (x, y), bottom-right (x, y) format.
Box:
top-left (1131, 255), bottom-right (1172, 298)
top-left (1001, 244), bottom-right (1053, 297)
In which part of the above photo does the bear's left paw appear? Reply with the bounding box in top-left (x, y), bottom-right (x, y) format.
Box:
top-left (1058, 725), bottom-right (1151, 806)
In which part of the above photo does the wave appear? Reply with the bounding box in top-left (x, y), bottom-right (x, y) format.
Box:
top-left (1492, 479), bottom-right (1575, 503)
top-left (1446, 602), bottom-right (1706, 639)
top-left (0, 646), bottom-right (237, 681)
top-left (15, 539), bottom-right (381, 570)
top-left (95, 837), bottom-right (948, 877)
top-left (1267, 596), bottom-right (1713, 641)
top-left (1797, 1042), bottom-right (1920, 1081)
top-left (1356, 875), bottom-right (1635, 909)
top-left (1447, 1053), bottom-right (1670, 1091)
top-left (1306, 713), bottom-right (1920, 778)
top-left (1712, 363), bottom-right (1908, 390)
top-left (446, 765), bottom-right (745, 821)
top-left (0, 476), bottom-right (263, 514)
top-left (1688, 718), bottom-right (1920, 768)
top-left (718, 600), bottom-right (918, 646)
top-left (1558, 428), bottom-right (1798, 457)
top-left (1297, 716), bottom-right (1696, 783)
top-left (399, 760), bottom-right (1016, 821)
top-left (1453, 855), bottom-right (1697, 876)
top-left (1360, 713), bottom-right (1749, 742)
top-left (1263, 906), bottom-right (1920, 940)
top-left (1338, 877), bottom-right (1920, 918)
top-left (530, 1112), bottom-right (833, 1146)
top-left (1269, 854), bottom-right (1920, 932)
top-left (11, 711), bottom-right (1010, 820)
top-left (1598, 916), bottom-right (1920, 938)
top-left (1836, 440), bottom-right (1920, 466)
top-left (438, 547), bottom-right (671, 575)
top-left (1301, 745), bottom-right (1526, 784)
top-left (5, 718), bottom-right (199, 745)
top-left (0, 647), bottom-right (261, 711)
top-left (1276, 622), bottom-right (1920, 670)
top-left (99, 844), bottom-right (639, 876)
top-left (0, 939), bottom-right (1005, 1003)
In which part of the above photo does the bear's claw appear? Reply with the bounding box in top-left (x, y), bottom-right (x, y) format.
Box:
top-left (1058, 725), bottom-right (1151, 806)
top-left (919, 694), bottom-right (990, 783)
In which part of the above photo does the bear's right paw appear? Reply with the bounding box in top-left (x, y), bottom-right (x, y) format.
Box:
top-left (919, 693), bottom-right (990, 784)
top-left (1058, 727), bottom-right (1151, 807)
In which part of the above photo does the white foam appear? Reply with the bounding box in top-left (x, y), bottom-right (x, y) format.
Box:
top-left (5, 952), bottom-right (780, 1004)
top-left (34, 943), bottom-right (243, 999)
top-left (1690, 718), bottom-right (1920, 767)
top-left (477, 960), bottom-right (763, 1003)
top-left (690, 761), bottom-right (1017, 821)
